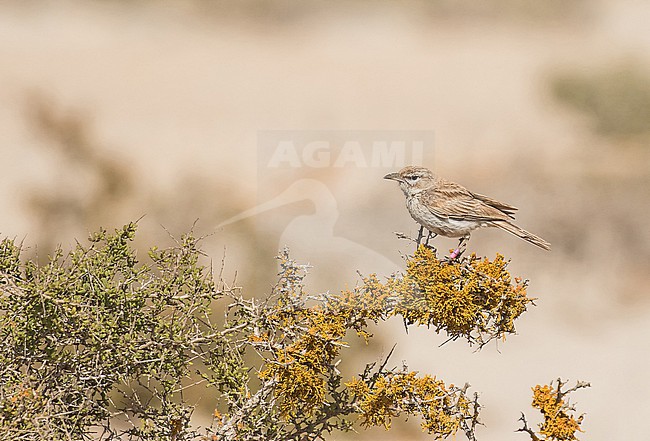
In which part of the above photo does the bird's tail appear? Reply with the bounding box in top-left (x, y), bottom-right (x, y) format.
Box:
top-left (493, 221), bottom-right (551, 251)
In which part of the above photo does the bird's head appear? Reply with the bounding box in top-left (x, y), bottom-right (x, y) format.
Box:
top-left (383, 166), bottom-right (435, 196)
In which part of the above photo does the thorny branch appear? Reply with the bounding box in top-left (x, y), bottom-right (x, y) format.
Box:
top-left (0, 224), bottom-right (561, 441)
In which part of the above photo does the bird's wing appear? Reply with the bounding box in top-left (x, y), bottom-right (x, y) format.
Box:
top-left (420, 179), bottom-right (514, 221)
top-left (470, 192), bottom-right (517, 218)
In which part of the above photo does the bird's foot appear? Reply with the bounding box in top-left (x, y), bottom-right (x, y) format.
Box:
top-left (447, 236), bottom-right (469, 260)
top-left (420, 229), bottom-right (437, 252)
top-left (449, 248), bottom-right (464, 259)
top-left (424, 230), bottom-right (437, 247)
top-left (422, 243), bottom-right (437, 252)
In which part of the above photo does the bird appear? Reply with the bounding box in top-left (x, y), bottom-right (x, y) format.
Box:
top-left (383, 165), bottom-right (550, 255)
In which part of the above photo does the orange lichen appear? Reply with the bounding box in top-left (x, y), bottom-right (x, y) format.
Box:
top-left (258, 307), bottom-right (349, 417)
top-left (339, 245), bottom-right (533, 346)
top-left (532, 384), bottom-right (584, 441)
top-left (346, 372), bottom-right (474, 438)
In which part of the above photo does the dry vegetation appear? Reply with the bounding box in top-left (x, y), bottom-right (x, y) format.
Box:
top-left (1, 224), bottom-right (588, 440)
top-left (2, 0), bottom-right (648, 440)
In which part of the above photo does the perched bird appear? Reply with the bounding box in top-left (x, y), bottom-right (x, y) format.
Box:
top-left (383, 166), bottom-right (550, 254)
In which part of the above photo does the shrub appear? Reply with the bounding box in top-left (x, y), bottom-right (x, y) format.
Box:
top-left (0, 224), bottom-right (584, 440)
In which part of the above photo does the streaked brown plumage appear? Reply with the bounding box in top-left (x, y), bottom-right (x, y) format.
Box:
top-left (384, 166), bottom-right (550, 251)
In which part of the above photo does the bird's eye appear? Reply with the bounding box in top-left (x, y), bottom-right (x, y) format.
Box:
top-left (405, 175), bottom-right (419, 182)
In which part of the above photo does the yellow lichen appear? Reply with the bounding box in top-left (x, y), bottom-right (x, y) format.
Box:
top-left (532, 384), bottom-right (584, 441)
top-left (345, 372), bottom-right (474, 438)
top-left (339, 245), bottom-right (533, 346)
top-left (259, 246), bottom-right (529, 432)
top-left (258, 307), bottom-right (349, 417)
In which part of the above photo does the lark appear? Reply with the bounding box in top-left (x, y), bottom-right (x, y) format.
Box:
top-left (384, 166), bottom-right (550, 257)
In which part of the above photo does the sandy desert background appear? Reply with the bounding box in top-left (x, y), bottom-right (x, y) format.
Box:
top-left (1, 0), bottom-right (649, 440)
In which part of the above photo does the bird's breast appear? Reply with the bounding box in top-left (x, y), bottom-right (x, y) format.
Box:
top-left (405, 195), bottom-right (480, 237)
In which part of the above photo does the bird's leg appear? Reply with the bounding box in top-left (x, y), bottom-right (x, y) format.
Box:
top-left (416, 225), bottom-right (425, 245)
top-left (424, 230), bottom-right (437, 247)
top-left (449, 235), bottom-right (469, 259)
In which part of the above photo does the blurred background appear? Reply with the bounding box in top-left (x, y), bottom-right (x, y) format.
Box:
top-left (1, 0), bottom-right (649, 439)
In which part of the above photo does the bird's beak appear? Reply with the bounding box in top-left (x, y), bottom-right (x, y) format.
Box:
top-left (383, 172), bottom-right (401, 182)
